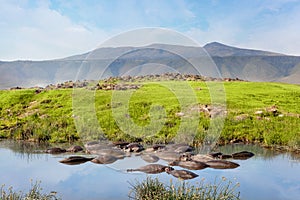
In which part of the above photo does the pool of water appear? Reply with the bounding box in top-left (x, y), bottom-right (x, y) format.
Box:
top-left (0, 140), bottom-right (299, 200)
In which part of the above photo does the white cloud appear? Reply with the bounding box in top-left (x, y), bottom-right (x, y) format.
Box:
top-left (0, 1), bottom-right (108, 61)
top-left (0, 0), bottom-right (299, 60)
top-left (185, 1), bottom-right (300, 55)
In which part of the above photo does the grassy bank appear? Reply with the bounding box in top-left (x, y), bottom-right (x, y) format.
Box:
top-left (129, 176), bottom-right (240, 200)
top-left (0, 80), bottom-right (299, 150)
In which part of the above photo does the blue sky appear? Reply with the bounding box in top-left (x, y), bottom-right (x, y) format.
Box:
top-left (1, 0), bottom-right (300, 60)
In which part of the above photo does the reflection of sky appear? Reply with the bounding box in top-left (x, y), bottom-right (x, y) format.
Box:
top-left (0, 146), bottom-right (300, 200)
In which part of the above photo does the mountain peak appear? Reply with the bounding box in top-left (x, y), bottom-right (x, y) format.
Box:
top-left (203, 42), bottom-right (283, 57)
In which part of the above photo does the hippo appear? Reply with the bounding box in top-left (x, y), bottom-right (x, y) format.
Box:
top-left (191, 154), bottom-right (215, 162)
top-left (205, 160), bottom-right (240, 169)
top-left (152, 144), bottom-right (166, 151)
top-left (125, 143), bottom-right (144, 152)
top-left (84, 141), bottom-right (100, 148)
top-left (174, 145), bottom-right (194, 153)
top-left (165, 168), bottom-right (198, 180)
top-left (209, 152), bottom-right (223, 158)
top-left (112, 141), bottom-right (130, 149)
top-left (91, 155), bottom-right (118, 164)
top-left (127, 164), bottom-right (173, 174)
top-left (169, 160), bottom-right (208, 170)
top-left (45, 147), bottom-right (66, 154)
top-left (89, 148), bottom-right (126, 159)
top-left (59, 156), bottom-right (94, 165)
top-left (208, 152), bottom-right (232, 159)
top-left (140, 154), bottom-right (160, 163)
top-left (220, 154), bottom-right (233, 159)
top-left (155, 151), bottom-right (181, 162)
top-left (145, 144), bottom-right (166, 152)
top-left (67, 145), bottom-right (83, 153)
top-left (84, 141), bottom-right (114, 153)
top-left (231, 151), bottom-right (255, 160)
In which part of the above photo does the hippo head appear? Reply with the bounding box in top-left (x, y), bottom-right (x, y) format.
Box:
top-left (164, 166), bottom-right (174, 173)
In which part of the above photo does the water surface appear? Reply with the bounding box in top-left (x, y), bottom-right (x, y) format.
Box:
top-left (0, 140), bottom-right (299, 200)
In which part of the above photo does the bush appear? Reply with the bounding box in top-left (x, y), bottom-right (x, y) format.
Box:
top-left (128, 176), bottom-right (240, 200)
top-left (0, 180), bottom-right (60, 200)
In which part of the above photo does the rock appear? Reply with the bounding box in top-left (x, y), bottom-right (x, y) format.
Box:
top-left (235, 114), bottom-right (248, 121)
top-left (175, 112), bottom-right (185, 117)
top-left (255, 110), bottom-right (263, 115)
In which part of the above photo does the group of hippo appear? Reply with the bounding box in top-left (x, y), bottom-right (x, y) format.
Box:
top-left (45, 141), bottom-right (254, 180)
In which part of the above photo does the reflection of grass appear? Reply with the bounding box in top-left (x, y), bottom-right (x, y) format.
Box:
top-left (0, 81), bottom-right (300, 150)
top-left (0, 180), bottom-right (60, 200)
top-left (128, 176), bottom-right (240, 200)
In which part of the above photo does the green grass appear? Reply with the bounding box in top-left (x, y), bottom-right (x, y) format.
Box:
top-left (0, 89), bottom-right (78, 143)
top-left (0, 80), bottom-right (299, 150)
top-left (128, 176), bottom-right (240, 200)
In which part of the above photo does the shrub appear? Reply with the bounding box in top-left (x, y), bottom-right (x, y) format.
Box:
top-left (128, 176), bottom-right (240, 200)
top-left (0, 180), bottom-right (60, 200)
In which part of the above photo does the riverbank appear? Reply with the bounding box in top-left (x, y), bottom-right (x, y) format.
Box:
top-left (0, 74), bottom-right (299, 151)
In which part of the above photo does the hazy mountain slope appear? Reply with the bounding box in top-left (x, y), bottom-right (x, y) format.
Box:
top-left (0, 42), bottom-right (299, 89)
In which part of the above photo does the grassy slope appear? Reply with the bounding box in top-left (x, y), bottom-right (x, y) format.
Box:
top-left (0, 81), bottom-right (299, 149)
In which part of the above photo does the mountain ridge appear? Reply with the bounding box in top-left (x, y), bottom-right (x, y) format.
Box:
top-left (0, 42), bottom-right (299, 89)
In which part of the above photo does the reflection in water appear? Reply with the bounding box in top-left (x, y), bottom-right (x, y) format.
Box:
top-left (0, 140), bottom-right (299, 200)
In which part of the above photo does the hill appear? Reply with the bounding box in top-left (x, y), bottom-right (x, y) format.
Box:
top-left (0, 77), bottom-right (299, 151)
top-left (0, 42), bottom-right (300, 89)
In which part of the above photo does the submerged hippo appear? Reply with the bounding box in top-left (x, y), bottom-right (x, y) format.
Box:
top-left (191, 154), bottom-right (214, 162)
top-left (84, 141), bottom-right (114, 153)
top-left (165, 168), bottom-right (198, 180)
top-left (140, 154), bottom-right (160, 163)
top-left (205, 160), bottom-right (240, 169)
top-left (169, 160), bottom-right (208, 170)
top-left (127, 164), bottom-right (173, 174)
top-left (59, 156), bottom-right (94, 165)
top-left (208, 152), bottom-right (232, 159)
top-left (45, 147), bottom-right (66, 154)
top-left (209, 152), bottom-right (223, 158)
top-left (66, 145), bottom-right (83, 153)
top-left (145, 144), bottom-right (166, 152)
top-left (232, 151), bottom-right (255, 160)
top-left (174, 145), bottom-right (194, 153)
top-left (125, 143), bottom-right (144, 152)
top-left (91, 155), bottom-right (118, 164)
top-left (112, 141), bottom-right (130, 149)
top-left (220, 154), bottom-right (233, 159)
top-left (89, 148), bottom-right (126, 159)
top-left (155, 151), bottom-right (181, 162)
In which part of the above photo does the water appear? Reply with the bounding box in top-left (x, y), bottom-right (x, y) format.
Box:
top-left (0, 140), bottom-right (299, 200)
